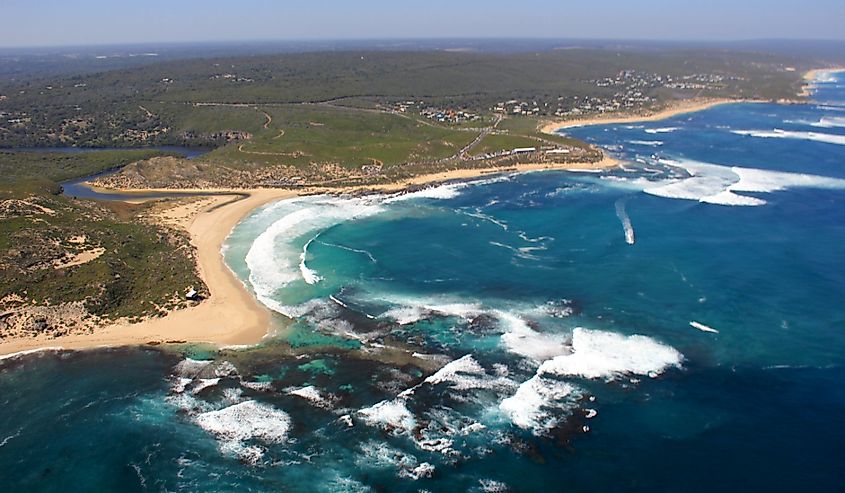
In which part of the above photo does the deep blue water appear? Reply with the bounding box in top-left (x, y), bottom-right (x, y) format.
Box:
top-left (2, 72), bottom-right (845, 492)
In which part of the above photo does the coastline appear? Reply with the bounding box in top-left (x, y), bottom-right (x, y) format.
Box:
top-left (10, 67), bottom-right (837, 358)
top-left (0, 158), bottom-right (619, 358)
top-left (800, 66), bottom-right (845, 96)
top-left (539, 98), bottom-right (755, 134)
top-left (0, 189), bottom-right (296, 358)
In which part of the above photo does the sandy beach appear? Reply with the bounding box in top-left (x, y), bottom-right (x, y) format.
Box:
top-left (0, 189), bottom-right (296, 357)
top-left (801, 67), bottom-right (845, 96)
top-left (0, 157), bottom-right (624, 358)
top-left (539, 98), bottom-right (750, 134)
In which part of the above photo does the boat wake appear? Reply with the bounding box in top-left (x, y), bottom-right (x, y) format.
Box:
top-left (614, 198), bottom-right (636, 245)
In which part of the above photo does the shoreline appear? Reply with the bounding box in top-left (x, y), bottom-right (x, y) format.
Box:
top-left (0, 189), bottom-right (296, 358)
top-left (0, 158), bottom-right (618, 358)
top-left (800, 67), bottom-right (845, 97)
top-left (1, 82), bottom-right (818, 359)
top-left (539, 98), bottom-right (763, 134)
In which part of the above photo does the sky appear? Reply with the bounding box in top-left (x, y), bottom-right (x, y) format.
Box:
top-left (3, 0), bottom-right (844, 48)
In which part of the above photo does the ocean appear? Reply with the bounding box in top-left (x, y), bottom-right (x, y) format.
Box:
top-left (2, 71), bottom-right (845, 492)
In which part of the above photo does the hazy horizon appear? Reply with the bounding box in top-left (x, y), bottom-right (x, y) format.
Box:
top-left (4, 0), bottom-right (845, 48)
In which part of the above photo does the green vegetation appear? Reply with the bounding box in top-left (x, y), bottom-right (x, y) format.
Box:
top-left (473, 134), bottom-right (545, 156)
top-left (0, 46), bottom-right (816, 340)
top-left (0, 49), bottom-right (808, 150)
top-left (0, 149), bottom-right (173, 195)
top-left (0, 150), bottom-right (205, 340)
top-left (209, 105), bottom-right (479, 169)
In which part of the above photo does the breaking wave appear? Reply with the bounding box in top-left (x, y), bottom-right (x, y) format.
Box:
top-left (645, 127), bottom-right (679, 134)
top-left (643, 158), bottom-right (845, 206)
top-left (732, 129), bottom-right (845, 146)
top-left (536, 328), bottom-right (683, 380)
top-left (243, 196), bottom-right (384, 315)
top-left (628, 140), bottom-right (664, 146)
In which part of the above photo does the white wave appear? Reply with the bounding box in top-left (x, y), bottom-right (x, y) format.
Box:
top-left (816, 105), bottom-right (845, 112)
top-left (628, 140), bottom-right (664, 146)
top-left (645, 159), bottom-right (741, 203)
top-left (732, 129), bottom-right (845, 146)
top-left (378, 294), bottom-right (484, 325)
top-left (299, 234), bottom-right (323, 285)
top-left (0, 428), bottom-right (21, 448)
top-left (614, 198), bottom-right (635, 245)
top-left (787, 116), bottom-right (845, 128)
top-left (287, 385), bottom-right (332, 408)
top-left (497, 311), bottom-right (569, 362)
top-left (357, 399), bottom-right (417, 434)
top-left (328, 295), bottom-right (349, 310)
top-left (644, 158), bottom-right (845, 206)
top-left (173, 358), bottom-right (213, 377)
top-left (402, 354), bottom-right (514, 400)
top-left (194, 400), bottom-right (291, 463)
top-left (645, 127), bottom-right (679, 134)
top-left (499, 374), bottom-right (579, 434)
top-left (244, 196), bottom-right (383, 316)
top-left (423, 354), bottom-right (486, 387)
top-left (689, 321), bottom-right (719, 333)
top-left (401, 462), bottom-right (436, 480)
top-left (565, 167), bottom-right (603, 173)
top-left (813, 70), bottom-right (842, 83)
top-left (357, 440), bottom-right (429, 482)
top-left (383, 182), bottom-right (466, 203)
top-left (813, 116), bottom-right (845, 128)
top-left (464, 174), bottom-right (514, 187)
top-left (0, 346), bottom-right (64, 362)
top-left (537, 328), bottom-right (683, 380)
top-left (698, 190), bottom-right (766, 206)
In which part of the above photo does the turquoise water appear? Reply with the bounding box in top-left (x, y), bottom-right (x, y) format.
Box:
top-left (3, 71), bottom-right (845, 491)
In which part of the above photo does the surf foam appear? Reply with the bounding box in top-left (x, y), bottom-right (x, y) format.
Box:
top-left (732, 129), bottom-right (845, 146)
top-left (244, 196), bottom-right (383, 316)
top-left (497, 311), bottom-right (569, 362)
top-left (194, 400), bottom-right (291, 462)
top-left (644, 158), bottom-right (845, 206)
top-left (537, 328), bottom-right (683, 380)
top-left (645, 127), bottom-right (679, 134)
top-left (357, 399), bottom-right (417, 434)
top-left (499, 374), bottom-right (579, 433)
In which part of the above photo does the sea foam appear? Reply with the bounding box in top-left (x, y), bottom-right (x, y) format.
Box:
top-left (644, 158), bottom-right (845, 206)
top-left (497, 311), bottom-right (569, 362)
top-left (194, 400), bottom-right (291, 462)
top-left (645, 127), bottom-right (679, 134)
top-left (244, 196), bottom-right (383, 315)
top-left (537, 328), bottom-right (683, 380)
top-left (383, 182), bottom-right (466, 203)
top-left (731, 129), bottom-right (845, 146)
top-left (499, 374), bottom-right (580, 433)
top-left (357, 399), bottom-right (417, 434)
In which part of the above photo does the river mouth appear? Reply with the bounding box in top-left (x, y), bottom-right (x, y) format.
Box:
top-left (32, 146), bottom-right (216, 201)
